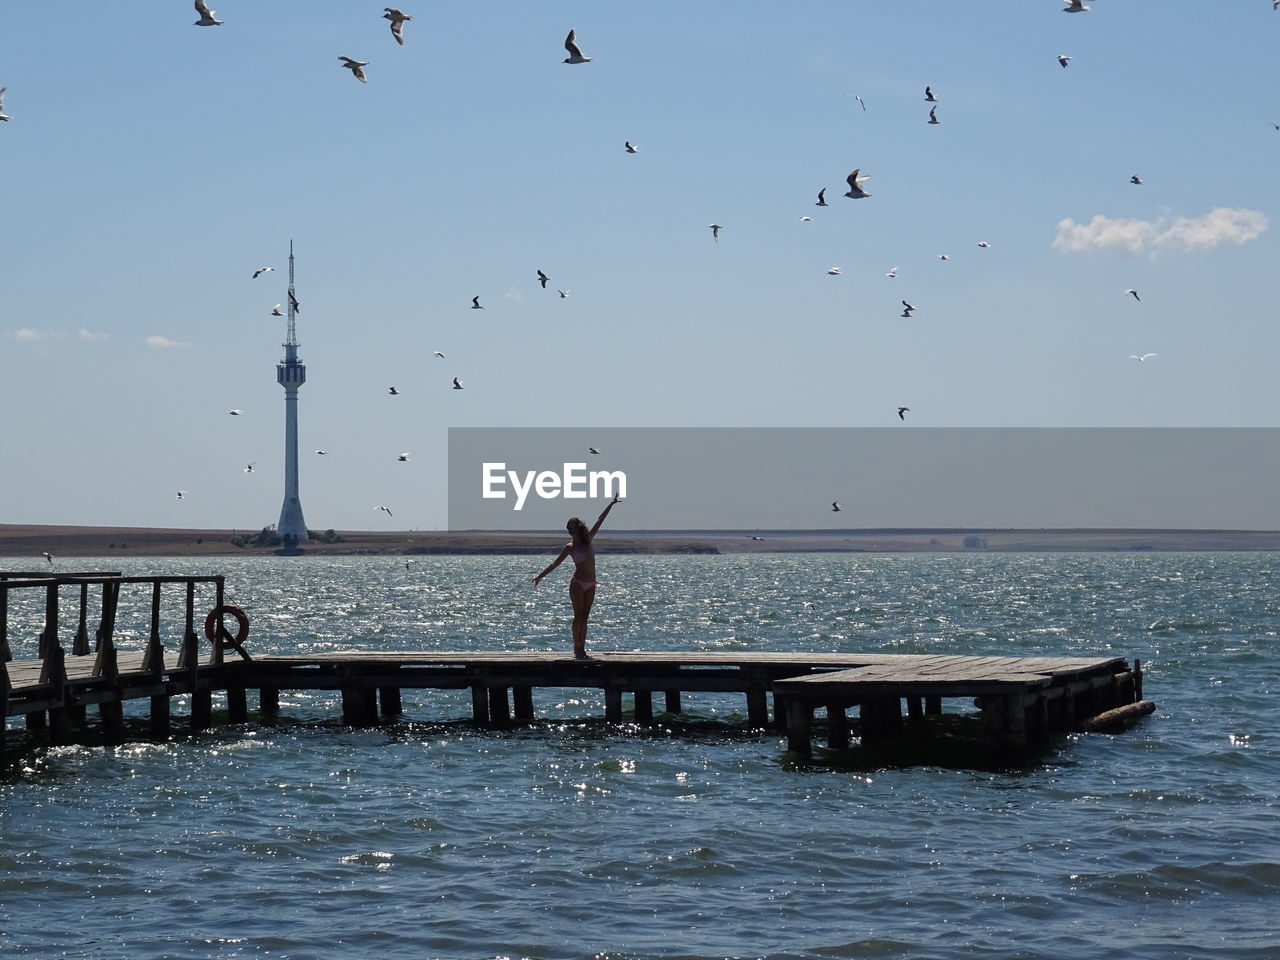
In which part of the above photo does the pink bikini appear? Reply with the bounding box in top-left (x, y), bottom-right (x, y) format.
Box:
top-left (570, 541), bottom-right (597, 590)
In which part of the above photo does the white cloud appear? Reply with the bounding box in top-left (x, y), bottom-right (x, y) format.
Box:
top-left (8, 328), bottom-right (61, 342)
top-left (78, 329), bottom-right (109, 341)
top-left (1053, 207), bottom-right (1268, 254)
top-left (146, 335), bottom-right (192, 349)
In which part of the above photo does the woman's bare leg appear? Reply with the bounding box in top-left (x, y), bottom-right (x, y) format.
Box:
top-left (569, 582), bottom-right (596, 658)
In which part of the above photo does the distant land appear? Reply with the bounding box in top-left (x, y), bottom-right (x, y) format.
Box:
top-left (2, 524), bottom-right (1280, 558)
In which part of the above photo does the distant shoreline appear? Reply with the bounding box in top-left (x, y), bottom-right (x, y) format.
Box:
top-left (2, 523), bottom-right (1279, 558)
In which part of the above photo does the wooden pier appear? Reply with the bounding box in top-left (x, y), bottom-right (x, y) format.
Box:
top-left (2, 573), bottom-right (1153, 764)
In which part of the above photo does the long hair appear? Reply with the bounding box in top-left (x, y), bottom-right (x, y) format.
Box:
top-left (567, 517), bottom-right (591, 544)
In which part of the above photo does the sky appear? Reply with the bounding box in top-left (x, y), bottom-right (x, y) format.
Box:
top-left (2, 2), bottom-right (1277, 533)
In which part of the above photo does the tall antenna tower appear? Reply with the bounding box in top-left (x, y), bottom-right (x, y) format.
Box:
top-left (276, 240), bottom-right (309, 543)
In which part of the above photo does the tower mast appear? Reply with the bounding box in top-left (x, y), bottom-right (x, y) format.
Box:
top-left (276, 240), bottom-right (309, 543)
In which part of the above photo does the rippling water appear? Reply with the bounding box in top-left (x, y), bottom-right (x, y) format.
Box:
top-left (2, 553), bottom-right (1278, 959)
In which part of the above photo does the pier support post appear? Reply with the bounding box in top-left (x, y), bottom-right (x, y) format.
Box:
top-left (227, 685), bottom-right (249, 724)
top-left (746, 687), bottom-right (769, 729)
top-left (100, 700), bottom-right (125, 747)
top-left (664, 690), bottom-right (682, 714)
top-left (860, 697), bottom-right (903, 745)
top-left (982, 693), bottom-right (1028, 748)
top-left (784, 698), bottom-right (813, 758)
top-left (259, 687), bottom-right (280, 715)
top-left (512, 686), bottom-right (534, 721)
top-left (826, 704), bottom-right (850, 750)
top-left (379, 687), bottom-right (402, 719)
top-left (191, 689), bottom-right (213, 730)
top-left (489, 687), bottom-right (511, 728)
top-left (470, 684), bottom-right (489, 725)
top-left (604, 688), bottom-right (623, 722)
top-left (925, 695), bottom-right (942, 716)
top-left (26, 710), bottom-right (47, 732)
top-left (633, 690), bottom-right (653, 723)
top-left (150, 694), bottom-right (171, 740)
top-left (341, 686), bottom-right (378, 726)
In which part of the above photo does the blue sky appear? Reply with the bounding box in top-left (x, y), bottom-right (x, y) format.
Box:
top-left (2, 2), bottom-right (1277, 532)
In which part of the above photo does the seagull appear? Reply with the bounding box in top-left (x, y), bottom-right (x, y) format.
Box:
top-left (589, 447), bottom-right (601, 454)
top-left (405, 559), bottom-right (417, 571)
top-left (901, 300), bottom-right (917, 316)
top-left (1058, 55), bottom-right (1072, 68)
top-left (843, 169), bottom-right (871, 199)
top-left (289, 291), bottom-right (300, 313)
top-left (383, 8), bottom-right (412, 46)
top-left (389, 386), bottom-right (400, 395)
top-left (558, 289), bottom-right (570, 298)
top-left (563, 29), bottom-right (592, 64)
top-left (375, 505), bottom-right (394, 517)
top-left (244, 462), bottom-right (255, 473)
top-left (1129, 353), bottom-right (1157, 362)
top-left (827, 267), bottom-right (842, 275)
top-left (229, 409), bottom-right (244, 416)
top-left (977, 241), bottom-right (991, 248)
top-left (625, 141), bottom-right (638, 153)
top-left (900, 308), bottom-right (914, 318)
top-left (271, 304), bottom-right (283, 316)
top-left (43, 552), bottom-right (53, 565)
top-left (252, 266), bottom-right (274, 279)
top-left (832, 501), bottom-right (842, 512)
top-left (800, 216), bottom-right (813, 222)
top-left (924, 85), bottom-right (938, 102)
top-left (1125, 289), bottom-right (1140, 301)
top-left (1063, 0), bottom-right (1090, 11)
top-left (537, 269), bottom-right (550, 288)
top-left (452, 377), bottom-right (464, 390)
top-left (433, 350), bottom-right (445, 358)
top-left (339, 57), bottom-right (369, 83)
top-left (1130, 175), bottom-right (1143, 185)
top-left (850, 94), bottom-right (866, 111)
top-left (709, 223), bottom-right (722, 241)
top-left (885, 266), bottom-right (899, 278)
top-left (816, 188), bottom-right (828, 207)
top-left (397, 452), bottom-right (410, 462)
top-left (175, 490), bottom-right (188, 500)
top-left (315, 449), bottom-right (329, 455)
top-left (0, 88), bottom-right (11, 122)
top-left (937, 253), bottom-right (950, 261)
top-left (471, 296), bottom-right (483, 309)
top-left (928, 104), bottom-right (940, 125)
top-left (897, 406), bottom-right (910, 421)
top-left (193, 0), bottom-right (222, 26)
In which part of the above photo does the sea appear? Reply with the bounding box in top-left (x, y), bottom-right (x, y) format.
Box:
top-left (1, 552), bottom-right (1277, 960)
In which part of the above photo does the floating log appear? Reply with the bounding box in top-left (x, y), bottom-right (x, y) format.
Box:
top-left (1078, 699), bottom-right (1156, 733)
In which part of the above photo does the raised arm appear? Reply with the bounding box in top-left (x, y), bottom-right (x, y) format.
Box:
top-left (588, 494), bottom-right (622, 538)
top-left (533, 544), bottom-right (572, 585)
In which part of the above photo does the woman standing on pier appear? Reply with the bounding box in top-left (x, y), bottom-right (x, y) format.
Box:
top-left (533, 495), bottom-right (621, 659)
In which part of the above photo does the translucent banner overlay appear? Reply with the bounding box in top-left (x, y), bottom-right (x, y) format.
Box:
top-left (447, 428), bottom-right (1280, 531)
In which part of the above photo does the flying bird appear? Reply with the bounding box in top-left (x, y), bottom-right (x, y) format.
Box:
top-left (271, 304), bottom-right (283, 316)
top-left (843, 169), bottom-right (871, 199)
top-left (563, 29), bottom-right (592, 64)
top-left (397, 452), bottom-right (410, 462)
top-left (816, 188), bottom-right (828, 207)
top-left (383, 8), bottom-right (412, 46)
top-left (850, 94), bottom-right (866, 111)
top-left (624, 141), bottom-right (638, 153)
top-left (339, 57), bottom-right (369, 83)
top-left (0, 88), bottom-right (11, 122)
top-left (375, 505), bottom-right (394, 517)
top-left (471, 296), bottom-right (483, 309)
top-left (885, 266), bottom-right (899, 278)
top-left (1062, 0), bottom-right (1090, 11)
top-left (800, 216), bottom-right (813, 222)
top-left (252, 266), bottom-right (274, 278)
top-left (928, 104), bottom-right (940, 124)
top-left (244, 462), bottom-right (255, 473)
top-left (452, 377), bottom-right (464, 390)
top-left (1125, 289), bottom-right (1141, 301)
top-left (388, 386), bottom-right (400, 395)
top-left (709, 223), bottom-right (722, 241)
top-left (174, 490), bottom-right (188, 500)
top-left (1058, 55), bottom-right (1072, 68)
top-left (193, 0), bottom-right (222, 26)
top-left (977, 241), bottom-right (991, 248)
top-left (937, 254), bottom-right (950, 261)
top-left (1129, 353), bottom-right (1158, 362)
top-left (315, 449), bottom-right (329, 455)
top-left (228, 409), bottom-right (243, 415)
top-left (827, 267), bottom-right (842, 275)
top-left (901, 300), bottom-right (917, 316)
top-left (558, 289), bottom-right (570, 298)
top-left (924, 86), bottom-right (938, 102)
top-left (537, 269), bottom-right (550, 288)
top-left (897, 406), bottom-right (910, 421)
top-left (1130, 175), bottom-right (1143, 185)
top-left (832, 501), bottom-right (842, 512)
top-left (589, 447), bottom-right (601, 454)
top-left (433, 351), bottom-right (445, 358)
top-left (43, 552), bottom-right (53, 565)
top-left (289, 291), bottom-right (300, 313)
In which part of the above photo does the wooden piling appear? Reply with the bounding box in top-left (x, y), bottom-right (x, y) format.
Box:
top-left (150, 694), bottom-right (171, 739)
top-left (826, 704), bottom-right (850, 750)
top-left (470, 684), bottom-right (489, 725)
top-left (340, 686), bottom-right (378, 726)
top-left (512, 686), bottom-right (534, 721)
top-left (226, 685), bottom-right (249, 724)
top-left (633, 690), bottom-right (653, 723)
top-left (664, 690), bottom-right (682, 714)
top-left (379, 686), bottom-right (402, 718)
top-left (259, 686), bottom-right (280, 715)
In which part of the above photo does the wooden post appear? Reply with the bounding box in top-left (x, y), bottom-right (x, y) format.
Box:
top-left (379, 687), bottom-right (403, 718)
top-left (633, 690), bottom-right (653, 723)
top-left (0, 585), bottom-right (11, 662)
top-left (72, 583), bottom-right (91, 656)
top-left (1133, 659), bottom-right (1143, 702)
top-left (39, 582), bottom-right (58, 660)
top-left (826, 703), bottom-right (850, 750)
top-left (259, 687), bottom-right (280, 715)
top-left (341, 686), bottom-right (378, 726)
top-left (925, 695), bottom-right (942, 716)
top-left (489, 687), bottom-right (511, 727)
top-left (0, 658), bottom-right (9, 754)
top-left (512, 686), bottom-right (534, 721)
top-left (190, 688), bottom-right (213, 729)
top-left (470, 684), bottom-right (490, 725)
top-left (906, 695), bottom-right (924, 730)
top-left (604, 687), bottom-right (623, 722)
top-left (784, 698), bottom-right (813, 758)
top-left (227, 685), bottom-right (249, 723)
top-left (746, 687), bottom-right (769, 728)
top-left (100, 699), bottom-right (125, 747)
top-left (664, 690), bottom-right (682, 714)
top-left (150, 693), bottom-right (171, 739)
top-left (45, 644), bottom-right (71, 744)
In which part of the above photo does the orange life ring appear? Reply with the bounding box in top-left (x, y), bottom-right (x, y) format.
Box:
top-left (204, 604), bottom-right (250, 646)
